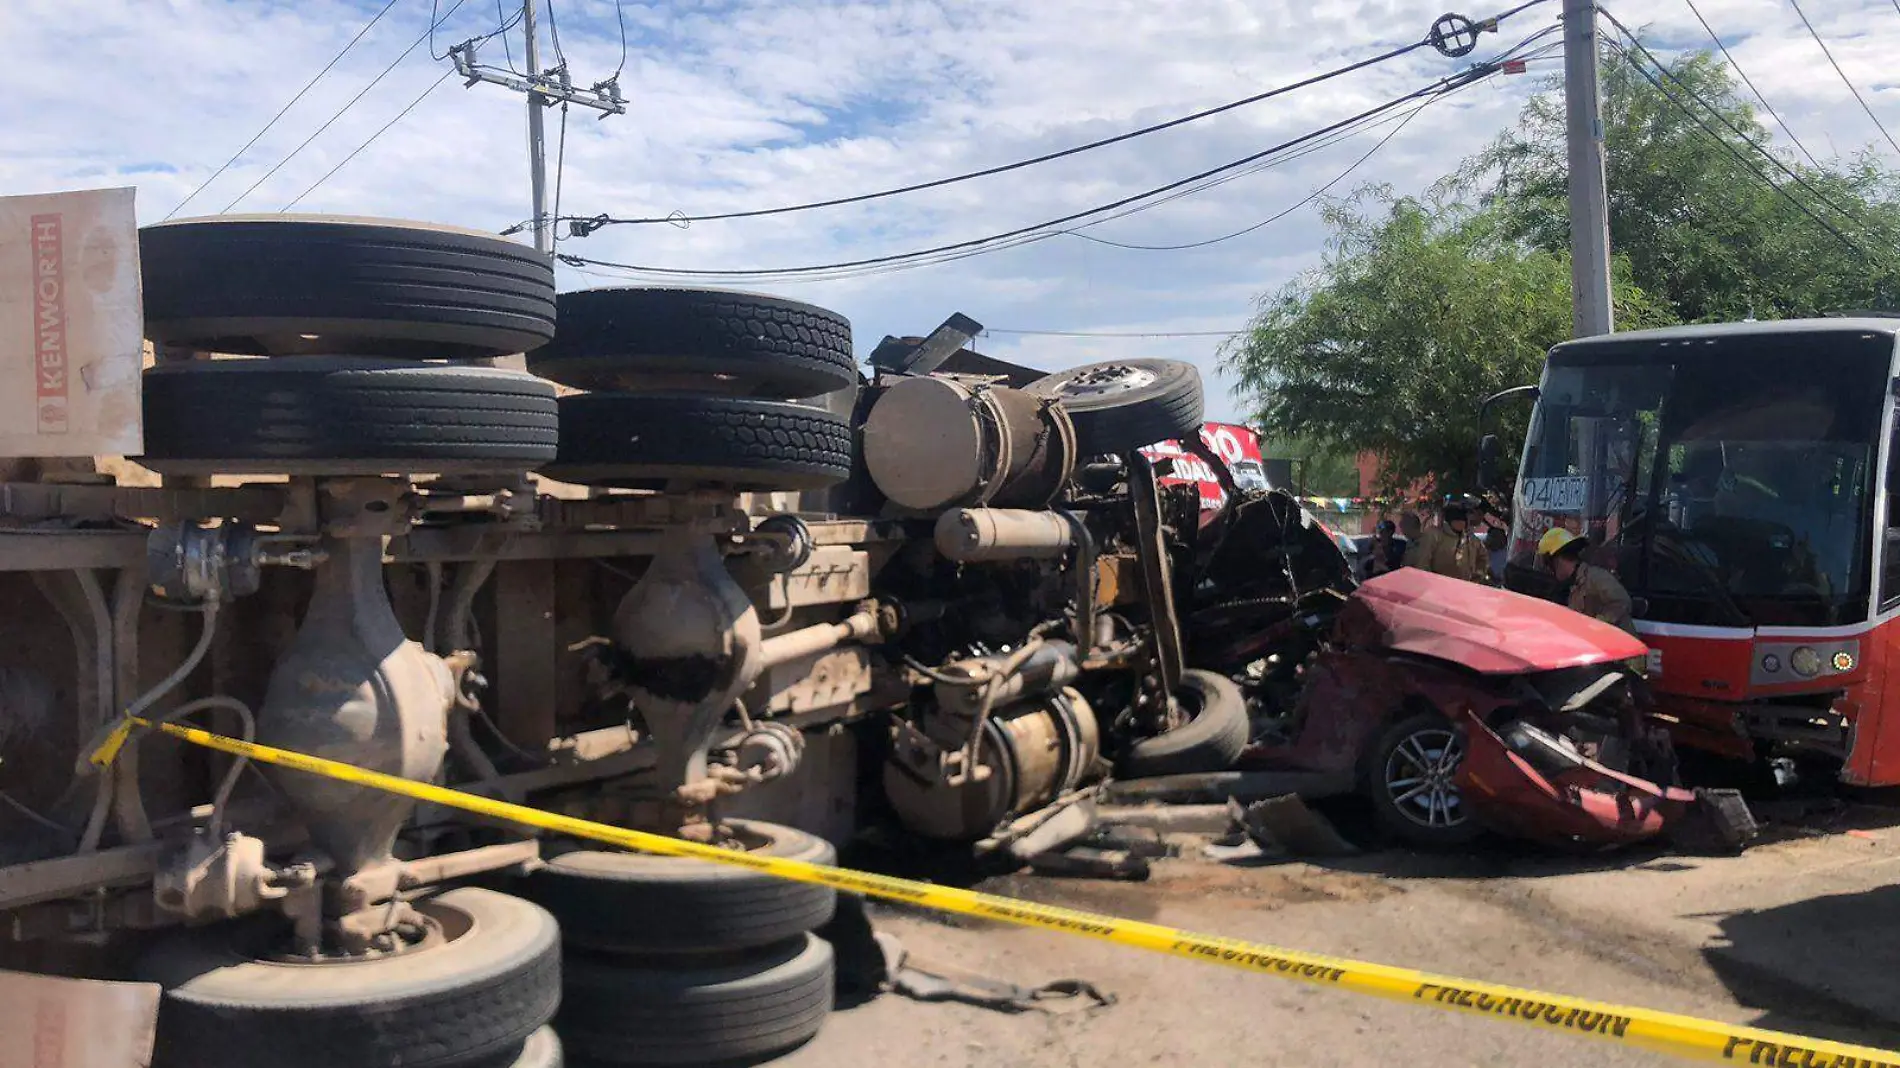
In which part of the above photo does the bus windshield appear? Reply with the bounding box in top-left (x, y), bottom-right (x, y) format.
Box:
top-left (1512, 329), bottom-right (1890, 627)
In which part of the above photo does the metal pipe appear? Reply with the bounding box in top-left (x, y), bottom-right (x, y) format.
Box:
top-left (1062, 510), bottom-right (1096, 657)
top-left (935, 508), bottom-right (1074, 562)
top-left (932, 640), bottom-right (1079, 717)
top-left (82, 600), bottom-right (221, 852)
top-left (398, 839), bottom-right (541, 889)
top-left (109, 565), bottom-right (153, 844)
top-left (756, 607), bottom-right (880, 670)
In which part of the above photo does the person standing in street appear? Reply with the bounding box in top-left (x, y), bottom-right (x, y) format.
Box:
top-left (1403, 501), bottom-right (1491, 583)
top-left (1538, 528), bottom-right (1635, 635)
top-left (1366, 519), bottom-right (1405, 578)
top-left (1482, 505), bottom-right (1510, 584)
top-left (1398, 511), bottom-right (1422, 547)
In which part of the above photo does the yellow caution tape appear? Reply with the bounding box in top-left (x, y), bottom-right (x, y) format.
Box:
top-left (125, 717), bottom-right (1900, 1067)
top-left (88, 718), bottom-right (137, 769)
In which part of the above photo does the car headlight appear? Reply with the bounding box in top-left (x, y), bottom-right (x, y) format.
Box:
top-left (1790, 646), bottom-right (1823, 678)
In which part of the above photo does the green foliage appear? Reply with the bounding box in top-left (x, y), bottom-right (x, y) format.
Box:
top-left (1258, 436), bottom-right (1361, 496)
top-left (1227, 41), bottom-right (1900, 492)
top-left (1225, 189), bottom-right (1672, 492)
top-left (1469, 47), bottom-right (1900, 320)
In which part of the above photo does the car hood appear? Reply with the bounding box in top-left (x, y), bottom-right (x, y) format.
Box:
top-left (1335, 570), bottom-right (1646, 675)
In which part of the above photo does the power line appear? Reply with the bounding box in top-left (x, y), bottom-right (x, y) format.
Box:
top-left (165, 0), bottom-right (403, 220)
top-left (222, 0), bottom-right (472, 213)
top-left (557, 63), bottom-right (1502, 281)
top-left (1066, 88), bottom-right (1442, 251)
top-left (1601, 11), bottom-right (1859, 223)
top-left (280, 71), bottom-right (455, 211)
top-left (1051, 26), bottom-right (1556, 247)
top-left (545, 0), bottom-right (568, 67)
top-left (1604, 38), bottom-right (1870, 262)
top-left (1677, 0), bottom-right (1822, 169)
top-left (1785, 0), bottom-right (1900, 157)
top-left (610, 0), bottom-right (629, 78)
top-left (566, 4), bottom-right (1546, 233)
top-left (437, 0), bottom-right (522, 63)
top-left (551, 102), bottom-right (571, 242)
top-left (491, 0), bottom-right (524, 73)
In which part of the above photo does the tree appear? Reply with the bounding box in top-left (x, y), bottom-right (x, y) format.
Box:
top-left (1258, 435), bottom-right (1361, 497)
top-left (1225, 189), bottom-right (1671, 492)
top-left (1470, 46), bottom-right (1900, 321)
top-left (1228, 42), bottom-right (1900, 492)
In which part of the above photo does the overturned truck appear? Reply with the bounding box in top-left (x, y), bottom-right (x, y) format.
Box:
top-left (0, 208), bottom-right (1251, 1067)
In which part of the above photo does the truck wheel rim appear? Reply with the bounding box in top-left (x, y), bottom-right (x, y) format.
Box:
top-left (1384, 728), bottom-right (1466, 829)
top-left (1063, 364), bottom-right (1158, 397)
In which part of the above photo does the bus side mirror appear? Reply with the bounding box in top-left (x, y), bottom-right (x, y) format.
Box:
top-left (1477, 434), bottom-right (1501, 490)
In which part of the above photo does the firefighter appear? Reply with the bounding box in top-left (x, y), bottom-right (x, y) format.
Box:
top-left (1403, 501), bottom-right (1491, 583)
top-left (1538, 528), bottom-right (1635, 635)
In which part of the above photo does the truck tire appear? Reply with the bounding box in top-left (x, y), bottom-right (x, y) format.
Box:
top-left (527, 287), bottom-right (857, 398)
top-left (1116, 669), bottom-right (1249, 779)
top-left (136, 887), bottom-right (561, 1068)
top-left (140, 216), bottom-right (556, 359)
top-left (526, 820), bottom-right (837, 955)
top-left (467, 1027), bottom-right (564, 1068)
top-left (559, 935), bottom-right (834, 1066)
top-left (140, 357), bottom-right (559, 476)
top-left (1024, 359), bottom-right (1203, 456)
top-left (545, 392), bottom-right (853, 490)
top-left (1362, 710), bottom-right (1484, 849)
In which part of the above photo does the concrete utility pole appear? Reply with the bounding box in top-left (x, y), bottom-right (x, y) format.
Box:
top-left (448, 0), bottom-right (628, 257)
top-left (1562, 0), bottom-right (1613, 337)
top-left (521, 0), bottom-right (550, 255)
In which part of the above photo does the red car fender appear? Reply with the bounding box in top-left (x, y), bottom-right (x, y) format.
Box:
top-left (1452, 707), bottom-right (1695, 847)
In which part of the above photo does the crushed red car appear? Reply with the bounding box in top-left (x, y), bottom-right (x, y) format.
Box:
top-left (1170, 486), bottom-right (1700, 849)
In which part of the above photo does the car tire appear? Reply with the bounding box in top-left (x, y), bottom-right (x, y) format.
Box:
top-left (139, 357), bottom-right (559, 476)
top-left (545, 392), bottom-right (853, 491)
top-left (1024, 359), bottom-right (1204, 455)
top-left (527, 287), bottom-right (857, 398)
top-left (1362, 710), bottom-right (1484, 849)
top-left (559, 935), bottom-right (834, 1067)
top-left (140, 216), bottom-right (556, 359)
top-left (135, 887), bottom-right (562, 1068)
top-left (1116, 669), bottom-right (1249, 779)
top-left (525, 819), bottom-right (838, 955)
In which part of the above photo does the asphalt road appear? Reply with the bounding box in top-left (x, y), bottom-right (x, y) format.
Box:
top-left (775, 805), bottom-right (1900, 1068)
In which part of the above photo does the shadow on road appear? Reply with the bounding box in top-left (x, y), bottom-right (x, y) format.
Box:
top-left (1703, 882), bottom-right (1900, 1049)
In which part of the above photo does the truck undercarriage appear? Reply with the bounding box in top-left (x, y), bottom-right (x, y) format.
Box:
top-left (0, 209), bottom-right (1259, 1067)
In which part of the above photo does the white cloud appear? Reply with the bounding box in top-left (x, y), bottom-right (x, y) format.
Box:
top-left (7, 0), bottom-right (1900, 421)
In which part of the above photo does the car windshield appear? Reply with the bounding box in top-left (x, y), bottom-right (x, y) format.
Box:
top-left (1512, 329), bottom-right (1889, 627)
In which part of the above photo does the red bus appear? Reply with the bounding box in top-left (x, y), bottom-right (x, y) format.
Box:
top-left (1506, 319), bottom-right (1900, 784)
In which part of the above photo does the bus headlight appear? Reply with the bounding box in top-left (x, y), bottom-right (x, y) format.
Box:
top-left (1790, 646), bottom-right (1823, 678)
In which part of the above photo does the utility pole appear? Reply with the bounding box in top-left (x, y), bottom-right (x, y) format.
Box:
top-left (1563, 0), bottom-right (1613, 337)
top-left (448, 1), bottom-right (627, 258)
top-left (520, 0), bottom-right (549, 255)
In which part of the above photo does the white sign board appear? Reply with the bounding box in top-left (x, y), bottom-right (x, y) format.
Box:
top-left (0, 188), bottom-right (144, 458)
top-left (0, 969), bottom-right (159, 1068)
top-left (1518, 475), bottom-right (1589, 515)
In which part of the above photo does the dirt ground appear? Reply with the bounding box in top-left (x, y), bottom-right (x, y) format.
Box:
top-left (773, 802), bottom-right (1900, 1068)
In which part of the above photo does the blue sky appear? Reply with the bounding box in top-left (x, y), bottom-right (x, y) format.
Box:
top-left (8, 0), bottom-right (1900, 421)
